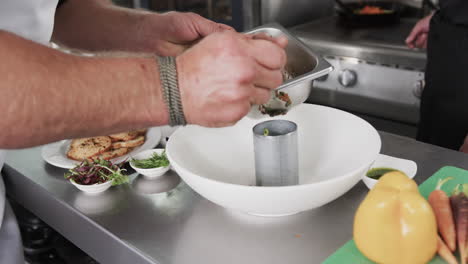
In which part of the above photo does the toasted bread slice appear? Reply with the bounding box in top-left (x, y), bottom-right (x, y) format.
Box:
top-left (94, 147), bottom-right (131, 160)
top-left (136, 129), bottom-right (148, 135)
top-left (111, 136), bottom-right (145, 149)
top-left (67, 136), bottom-right (112, 161)
top-left (70, 138), bottom-right (89, 149)
top-left (109, 131), bottom-right (139, 142)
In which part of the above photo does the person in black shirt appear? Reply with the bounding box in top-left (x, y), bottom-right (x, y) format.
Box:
top-left (406, 0), bottom-right (468, 153)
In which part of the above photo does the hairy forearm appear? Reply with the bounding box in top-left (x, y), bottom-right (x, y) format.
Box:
top-left (53, 0), bottom-right (159, 52)
top-left (0, 31), bottom-right (168, 148)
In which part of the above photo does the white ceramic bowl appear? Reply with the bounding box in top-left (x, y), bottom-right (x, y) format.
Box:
top-left (167, 104), bottom-right (382, 216)
top-left (70, 179), bottom-right (113, 195)
top-left (159, 126), bottom-right (180, 147)
top-left (362, 154), bottom-right (418, 189)
top-left (130, 149), bottom-right (171, 179)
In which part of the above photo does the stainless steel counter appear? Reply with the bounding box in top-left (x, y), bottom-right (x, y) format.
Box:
top-left (3, 131), bottom-right (468, 264)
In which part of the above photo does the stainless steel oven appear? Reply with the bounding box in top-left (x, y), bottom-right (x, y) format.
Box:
top-left (291, 15), bottom-right (427, 139)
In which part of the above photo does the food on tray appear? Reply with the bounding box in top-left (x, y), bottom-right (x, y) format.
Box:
top-left (428, 180), bottom-right (468, 264)
top-left (437, 235), bottom-right (458, 264)
top-left (259, 91), bottom-right (292, 117)
top-left (355, 172), bottom-right (468, 264)
top-left (67, 130), bottom-right (147, 161)
top-left (109, 130), bottom-right (141, 141)
top-left (131, 150), bottom-right (170, 169)
top-left (450, 184), bottom-right (468, 264)
top-left (258, 68), bottom-right (294, 117)
top-left (64, 158), bottom-right (128, 186)
top-left (354, 171), bottom-right (438, 264)
top-left (428, 178), bottom-right (457, 252)
top-left (67, 136), bottom-right (112, 161)
top-left (95, 147), bottom-right (131, 160)
top-left (112, 135), bottom-right (145, 149)
top-left (365, 167), bottom-right (398, 180)
top-left (355, 5), bottom-right (392, 15)
top-left (277, 91), bottom-right (292, 107)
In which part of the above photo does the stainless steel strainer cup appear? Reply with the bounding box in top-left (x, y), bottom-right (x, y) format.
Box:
top-left (253, 120), bottom-right (299, 186)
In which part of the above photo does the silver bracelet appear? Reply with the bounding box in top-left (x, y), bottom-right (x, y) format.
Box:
top-left (157, 56), bottom-right (187, 126)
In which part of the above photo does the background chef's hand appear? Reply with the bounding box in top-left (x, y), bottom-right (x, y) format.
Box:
top-left (143, 11), bottom-right (233, 56)
top-left (176, 31), bottom-right (288, 127)
top-left (460, 135), bottom-right (468, 153)
top-left (405, 13), bottom-right (434, 49)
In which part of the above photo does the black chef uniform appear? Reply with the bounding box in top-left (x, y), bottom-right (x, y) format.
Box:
top-left (417, 0), bottom-right (468, 150)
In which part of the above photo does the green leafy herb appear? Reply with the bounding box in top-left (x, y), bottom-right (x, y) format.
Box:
top-left (366, 167), bottom-right (398, 180)
top-left (65, 158), bottom-right (128, 186)
top-left (131, 151), bottom-right (170, 169)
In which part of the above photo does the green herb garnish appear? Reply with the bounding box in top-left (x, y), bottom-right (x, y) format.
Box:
top-left (65, 158), bottom-right (128, 186)
top-left (366, 167), bottom-right (398, 180)
top-left (131, 151), bottom-right (170, 169)
top-left (263, 128), bottom-right (270, 136)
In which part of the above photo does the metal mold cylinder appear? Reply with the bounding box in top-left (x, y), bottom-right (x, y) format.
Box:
top-left (253, 120), bottom-right (299, 186)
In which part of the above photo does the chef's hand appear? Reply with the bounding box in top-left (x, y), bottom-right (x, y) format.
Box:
top-left (460, 134), bottom-right (468, 153)
top-left (176, 31), bottom-right (288, 127)
top-left (142, 11), bottom-right (234, 56)
top-left (406, 13), bottom-right (434, 49)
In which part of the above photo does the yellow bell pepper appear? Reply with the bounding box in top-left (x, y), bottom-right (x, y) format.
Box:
top-left (354, 171), bottom-right (438, 264)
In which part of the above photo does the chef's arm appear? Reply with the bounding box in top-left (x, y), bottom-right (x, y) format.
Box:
top-left (52, 0), bottom-right (231, 56)
top-left (0, 30), bottom-right (168, 148)
top-left (0, 29), bottom-right (288, 149)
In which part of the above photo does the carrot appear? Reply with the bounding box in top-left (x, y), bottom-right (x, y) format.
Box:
top-left (465, 231), bottom-right (468, 263)
top-left (438, 235), bottom-right (458, 264)
top-left (450, 184), bottom-right (468, 264)
top-left (429, 177), bottom-right (456, 251)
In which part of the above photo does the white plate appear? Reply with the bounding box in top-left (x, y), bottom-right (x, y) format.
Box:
top-left (42, 127), bottom-right (161, 169)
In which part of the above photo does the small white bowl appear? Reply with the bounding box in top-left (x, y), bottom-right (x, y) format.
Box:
top-left (70, 179), bottom-right (113, 195)
top-left (130, 149), bottom-right (171, 179)
top-left (362, 154), bottom-right (418, 189)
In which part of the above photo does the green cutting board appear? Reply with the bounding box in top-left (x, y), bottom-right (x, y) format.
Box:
top-left (323, 166), bottom-right (468, 264)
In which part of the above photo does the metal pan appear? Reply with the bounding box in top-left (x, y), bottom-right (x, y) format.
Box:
top-left (245, 23), bottom-right (333, 118)
top-left (246, 23), bottom-right (333, 91)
